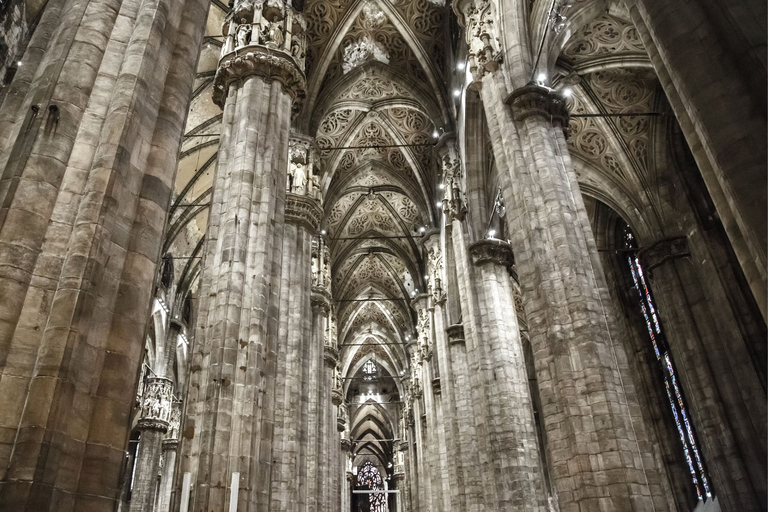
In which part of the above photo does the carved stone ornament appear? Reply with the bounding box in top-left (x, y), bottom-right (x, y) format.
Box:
top-left (453, 0), bottom-right (502, 80)
top-left (324, 344), bottom-right (339, 368)
top-left (445, 323), bottom-right (465, 345)
top-left (138, 377), bottom-right (174, 431)
top-left (285, 192), bottom-right (323, 231)
top-left (506, 84), bottom-right (569, 127)
top-left (311, 288), bottom-right (332, 314)
top-left (213, 46), bottom-right (307, 110)
top-left (468, 239), bottom-right (514, 274)
top-left (638, 236), bottom-right (690, 272)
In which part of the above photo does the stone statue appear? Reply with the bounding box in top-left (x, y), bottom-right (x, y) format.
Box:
top-left (292, 161), bottom-right (306, 194)
top-left (236, 20), bottom-right (251, 48)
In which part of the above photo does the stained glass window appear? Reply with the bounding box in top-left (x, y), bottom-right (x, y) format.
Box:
top-left (363, 360), bottom-right (377, 381)
top-left (623, 226), bottom-right (712, 500)
top-left (357, 461), bottom-right (387, 511)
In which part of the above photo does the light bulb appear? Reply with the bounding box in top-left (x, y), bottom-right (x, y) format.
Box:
top-left (453, 89), bottom-right (461, 97)
top-left (563, 88), bottom-right (572, 97)
top-left (320, 229), bottom-right (327, 235)
top-left (488, 229), bottom-right (496, 238)
top-left (438, 183), bottom-right (445, 190)
top-left (419, 226), bottom-right (426, 233)
top-left (456, 62), bottom-right (465, 71)
top-left (537, 73), bottom-right (547, 84)
top-left (432, 130), bottom-right (439, 138)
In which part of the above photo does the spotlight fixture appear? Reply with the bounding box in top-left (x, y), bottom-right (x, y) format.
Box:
top-left (438, 183), bottom-right (445, 190)
top-left (320, 229), bottom-right (327, 235)
top-left (456, 61), bottom-right (466, 71)
top-left (405, 335), bottom-right (410, 340)
top-left (17, 61), bottom-right (22, 66)
top-left (488, 229), bottom-right (496, 238)
top-left (537, 73), bottom-right (547, 85)
top-left (562, 88), bottom-right (572, 97)
top-left (419, 226), bottom-right (426, 233)
top-left (453, 89), bottom-right (461, 98)
top-left (436, 201), bottom-right (442, 208)
top-left (432, 129), bottom-right (439, 138)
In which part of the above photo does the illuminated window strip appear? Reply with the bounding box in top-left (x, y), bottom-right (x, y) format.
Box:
top-left (623, 228), bottom-right (713, 500)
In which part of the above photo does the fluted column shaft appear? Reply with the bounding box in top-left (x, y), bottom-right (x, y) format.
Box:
top-left (0, 0), bottom-right (208, 508)
top-left (481, 79), bottom-right (654, 510)
top-left (307, 293), bottom-right (328, 511)
top-left (270, 197), bottom-right (319, 511)
top-left (179, 71), bottom-right (296, 510)
top-left (156, 439), bottom-right (179, 512)
top-left (450, 215), bottom-right (547, 510)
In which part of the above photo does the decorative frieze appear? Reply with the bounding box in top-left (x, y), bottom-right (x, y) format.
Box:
top-left (506, 84), bottom-right (569, 127)
top-left (214, 0), bottom-right (307, 108)
top-left (137, 377), bottom-right (174, 431)
top-left (638, 236), bottom-right (690, 271)
top-left (468, 239), bottom-right (514, 274)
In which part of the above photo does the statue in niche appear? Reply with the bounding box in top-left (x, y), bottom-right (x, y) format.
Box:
top-left (311, 251), bottom-right (319, 286)
top-left (291, 161), bottom-right (306, 194)
top-left (235, 19), bottom-right (251, 48)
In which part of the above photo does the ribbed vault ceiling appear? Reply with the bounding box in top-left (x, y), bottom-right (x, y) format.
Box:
top-left (163, 0), bottom-right (672, 472)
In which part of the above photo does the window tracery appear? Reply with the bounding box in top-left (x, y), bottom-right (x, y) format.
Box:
top-left (357, 461), bottom-right (387, 512)
top-left (623, 226), bottom-right (712, 500)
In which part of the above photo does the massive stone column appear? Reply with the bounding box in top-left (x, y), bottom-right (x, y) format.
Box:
top-left (177, 3), bottom-right (307, 510)
top-left (0, 0), bottom-right (208, 508)
top-left (456, 4), bottom-right (658, 500)
top-left (130, 319), bottom-right (182, 512)
top-left (440, 130), bottom-right (547, 510)
top-left (624, 0), bottom-right (767, 320)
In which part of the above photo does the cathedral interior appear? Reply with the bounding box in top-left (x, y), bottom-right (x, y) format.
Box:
top-left (0, 0), bottom-right (765, 510)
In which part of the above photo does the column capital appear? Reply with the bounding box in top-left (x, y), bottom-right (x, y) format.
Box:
top-left (311, 288), bottom-right (332, 314)
top-left (324, 345), bottom-right (339, 368)
top-left (638, 236), bottom-right (690, 272)
top-left (161, 439), bottom-right (179, 451)
top-left (468, 239), bottom-right (514, 273)
top-left (431, 377), bottom-right (441, 395)
top-left (446, 323), bottom-right (465, 346)
top-left (214, 2), bottom-right (307, 109)
top-left (137, 377), bottom-right (174, 432)
top-left (331, 388), bottom-right (343, 406)
top-left (285, 193), bottom-right (323, 231)
top-left (506, 84), bottom-right (569, 126)
top-left (341, 438), bottom-right (353, 452)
